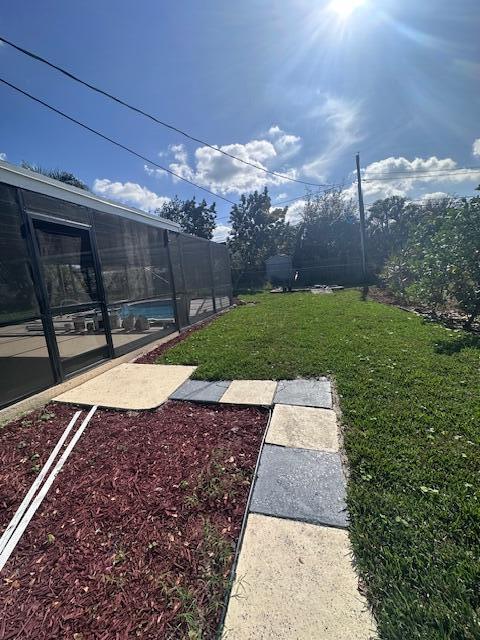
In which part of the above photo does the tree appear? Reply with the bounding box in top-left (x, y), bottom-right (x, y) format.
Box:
top-left (157, 195), bottom-right (184, 224)
top-left (293, 189), bottom-right (361, 285)
top-left (227, 187), bottom-right (295, 287)
top-left (21, 162), bottom-right (88, 190)
top-left (366, 196), bottom-right (426, 271)
top-left (381, 196), bottom-right (480, 328)
top-left (157, 196), bottom-right (216, 239)
top-left (417, 196), bottom-right (480, 328)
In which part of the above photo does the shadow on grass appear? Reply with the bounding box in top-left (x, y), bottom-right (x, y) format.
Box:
top-left (434, 333), bottom-right (480, 355)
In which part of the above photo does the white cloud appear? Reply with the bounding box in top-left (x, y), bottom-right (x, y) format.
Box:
top-left (144, 163), bottom-right (167, 178)
top-left (213, 224), bottom-right (231, 243)
top-left (302, 95), bottom-right (363, 180)
top-left (284, 199), bottom-right (306, 224)
top-left (93, 179), bottom-right (170, 212)
top-left (167, 135), bottom-right (299, 195)
top-left (0, 152), bottom-right (6, 161)
top-left (473, 138), bottom-right (480, 157)
top-left (345, 156), bottom-right (480, 201)
top-left (419, 192), bottom-right (449, 201)
top-left (169, 143), bottom-right (188, 163)
top-left (267, 125), bottom-right (302, 157)
top-left (268, 126), bottom-right (282, 136)
top-left (146, 127), bottom-right (303, 195)
top-left (276, 192), bottom-right (288, 200)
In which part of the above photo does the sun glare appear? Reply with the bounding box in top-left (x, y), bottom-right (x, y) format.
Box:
top-left (328, 0), bottom-right (366, 19)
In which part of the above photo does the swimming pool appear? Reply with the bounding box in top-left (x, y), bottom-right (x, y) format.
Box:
top-left (120, 300), bottom-right (174, 320)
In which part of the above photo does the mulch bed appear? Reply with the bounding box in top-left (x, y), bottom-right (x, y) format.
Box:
top-left (0, 401), bottom-right (267, 639)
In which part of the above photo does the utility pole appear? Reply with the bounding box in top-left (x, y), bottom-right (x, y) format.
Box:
top-left (356, 152), bottom-right (368, 282)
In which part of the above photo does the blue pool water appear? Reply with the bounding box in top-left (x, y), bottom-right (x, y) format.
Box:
top-left (120, 301), bottom-right (174, 320)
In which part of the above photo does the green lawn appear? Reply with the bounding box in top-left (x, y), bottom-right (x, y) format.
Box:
top-left (160, 290), bottom-right (479, 640)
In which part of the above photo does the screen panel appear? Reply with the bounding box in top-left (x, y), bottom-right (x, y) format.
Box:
top-left (0, 183), bottom-right (55, 407)
top-left (94, 212), bottom-right (177, 353)
top-left (33, 221), bottom-right (99, 308)
top-left (0, 184), bottom-right (40, 322)
top-left (22, 189), bottom-right (91, 224)
top-left (94, 213), bottom-right (172, 303)
top-left (179, 235), bottom-right (215, 322)
top-left (0, 320), bottom-right (55, 408)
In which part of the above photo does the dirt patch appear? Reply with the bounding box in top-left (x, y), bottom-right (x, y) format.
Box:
top-left (0, 401), bottom-right (267, 639)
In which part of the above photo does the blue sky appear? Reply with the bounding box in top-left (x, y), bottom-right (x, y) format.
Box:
top-left (1, 0), bottom-right (479, 239)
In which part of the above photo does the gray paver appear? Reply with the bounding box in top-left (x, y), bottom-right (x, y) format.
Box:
top-left (169, 379), bottom-right (230, 402)
top-left (250, 444), bottom-right (347, 528)
top-left (274, 378), bottom-right (332, 408)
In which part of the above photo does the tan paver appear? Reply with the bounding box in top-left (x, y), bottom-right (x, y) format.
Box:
top-left (54, 363), bottom-right (196, 410)
top-left (223, 514), bottom-right (376, 640)
top-left (219, 380), bottom-right (277, 406)
top-left (266, 403), bottom-right (339, 452)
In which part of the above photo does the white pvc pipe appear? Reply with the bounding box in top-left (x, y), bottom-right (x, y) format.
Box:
top-left (0, 410), bottom-right (82, 556)
top-left (0, 405), bottom-right (98, 573)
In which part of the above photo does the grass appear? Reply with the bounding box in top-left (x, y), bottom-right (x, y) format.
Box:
top-left (159, 518), bottom-right (234, 640)
top-left (159, 290), bottom-right (480, 640)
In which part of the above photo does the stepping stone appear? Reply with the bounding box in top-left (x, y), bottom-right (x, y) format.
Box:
top-left (223, 514), bottom-right (376, 640)
top-left (266, 404), bottom-right (339, 452)
top-left (220, 380), bottom-right (277, 406)
top-left (170, 379), bottom-right (230, 403)
top-left (274, 378), bottom-right (332, 408)
top-left (54, 363), bottom-right (196, 410)
top-left (250, 444), bottom-right (347, 528)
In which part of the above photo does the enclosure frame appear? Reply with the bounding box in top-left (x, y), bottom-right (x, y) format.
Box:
top-left (0, 161), bottom-right (233, 409)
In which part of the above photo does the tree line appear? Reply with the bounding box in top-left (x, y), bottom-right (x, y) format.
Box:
top-left (23, 162), bottom-right (480, 327)
top-left (158, 186), bottom-right (480, 328)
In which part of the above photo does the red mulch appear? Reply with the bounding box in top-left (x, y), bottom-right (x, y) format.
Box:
top-left (135, 316), bottom-right (220, 365)
top-left (0, 401), bottom-right (267, 639)
top-left (0, 405), bottom-right (69, 532)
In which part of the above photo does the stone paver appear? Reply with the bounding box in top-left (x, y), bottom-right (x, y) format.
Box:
top-left (250, 444), bottom-right (347, 528)
top-left (223, 513), bottom-right (376, 640)
top-left (220, 380), bottom-right (277, 406)
top-left (54, 363), bottom-right (196, 410)
top-left (266, 404), bottom-right (339, 452)
top-left (274, 378), bottom-right (332, 408)
top-left (169, 379), bottom-right (230, 403)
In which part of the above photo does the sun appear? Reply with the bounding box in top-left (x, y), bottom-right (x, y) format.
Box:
top-left (327, 0), bottom-right (366, 19)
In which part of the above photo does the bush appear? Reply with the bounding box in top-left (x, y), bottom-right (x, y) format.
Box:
top-left (380, 196), bottom-right (480, 327)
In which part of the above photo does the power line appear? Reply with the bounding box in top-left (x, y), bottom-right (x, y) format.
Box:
top-left (275, 187), bottom-right (341, 206)
top-left (0, 34), bottom-right (329, 189)
top-left (0, 76), bottom-right (237, 206)
top-left (363, 169), bottom-right (480, 182)
top-left (275, 193), bottom-right (309, 206)
top-left (364, 194), bottom-right (477, 207)
top-left (214, 186), bottom-right (337, 222)
top-left (362, 165), bottom-right (480, 177)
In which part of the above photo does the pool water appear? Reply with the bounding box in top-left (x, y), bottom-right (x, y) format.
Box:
top-left (120, 302), bottom-right (174, 320)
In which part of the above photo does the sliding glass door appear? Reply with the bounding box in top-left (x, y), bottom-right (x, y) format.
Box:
top-left (31, 215), bottom-right (112, 376)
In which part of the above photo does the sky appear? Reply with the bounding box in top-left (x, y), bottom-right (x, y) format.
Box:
top-left (1, 0), bottom-right (479, 241)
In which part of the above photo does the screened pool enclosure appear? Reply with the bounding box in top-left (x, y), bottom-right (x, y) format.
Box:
top-left (0, 161), bottom-right (232, 409)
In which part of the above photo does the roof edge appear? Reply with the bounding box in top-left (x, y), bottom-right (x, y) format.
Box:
top-left (0, 160), bottom-right (181, 232)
